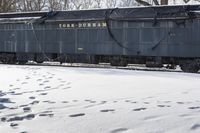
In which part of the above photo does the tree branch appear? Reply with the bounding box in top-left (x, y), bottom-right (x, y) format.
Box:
top-left (153, 0), bottom-right (159, 5)
top-left (183, 0), bottom-right (190, 3)
top-left (135, 0), bottom-right (151, 6)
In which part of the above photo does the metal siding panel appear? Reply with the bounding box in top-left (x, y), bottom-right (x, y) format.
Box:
top-left (44, 29), bottom-right (58, 53)
top-left (58, 29), bottom-right (75, 54)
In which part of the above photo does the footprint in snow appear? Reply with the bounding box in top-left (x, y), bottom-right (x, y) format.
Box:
top-left (176, 102), bottom-right (185, 104)
top-left (20, 131), bottom-right (28, 133)
top-left (1, 117), bottom-right (7, 122)
top-left (0, 98), bottom-right (14, 103)
top-left (37, 79), bottom-right (42, 81)
top-left (0, 91), bottom-right (6, 97)
top-left (100, 109), bottom-right (115, 113)
top-left (9, 107), bottom-right (18, 110)
top-left (143, 115), bottom-right (161, 121)
top-left (7, 114), bottom-right (35, 122)
top-left (191, 124), bottom-right (200, 130)
top-left (19, 104), bottom-right (29, 108)
top-left (44, 86), bottom-right (51, 89)
top-left (89, 100), bottom-right (96, 103)
top-left (69, 113), bottom-right (85, 117)
top-left (157, 105), bottom-right (171, 108)
top-left (0, 104), bottom-right (7, 110)
top-left (43, 80), bottom-right (49, 83)
top-left (39, 83), bottom-right (44, 86)
top-left (21, 82), bottom-right (28, 85)
top-left (125, 100), bottom-right (131, 103)
top-left (11, 92), bottom-right (23, 96)
top-left (29, 96), bottom-right (36, 100)
top-left (133, 108), bottom-right (146, 111)
top-left (188, 106), bottom-right (200, 110)
top-left (110, 128), bottom-right (129, 133)
top-left (62, 101), bottom-right (69, 103)
top-left (29, 100), bottom-right (40, 105)
top-left (131, 101), bottom-right (137, 104)
top-left (62, 87), bottom-right (71, 90)
top-left (10, 88), bottom-right (20, 91)
top-left (43, 100), bottom-right (56, 104)
top-left (10, 123), bottom-right (19, 128)
top-left (73, 100), bottom-right (78, 102)
top-left (23, 107), bottom-right (31, 112)
top-left (163, 101), bottom-right (172, 103)
top-left (39, 93), bottom-right (48, 96)
top-left (39, 113), bottom-right (54, 117)
top-left (9, 84), bottom-right (14, 87)
top-left (25, 76), bottom-right (30, 80)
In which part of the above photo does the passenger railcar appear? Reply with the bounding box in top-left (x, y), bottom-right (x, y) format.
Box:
top-left (0, 5), bottom-right (200, 72)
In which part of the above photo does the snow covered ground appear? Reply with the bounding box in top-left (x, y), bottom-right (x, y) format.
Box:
top-left (0, 64), bottom-right (200, 133)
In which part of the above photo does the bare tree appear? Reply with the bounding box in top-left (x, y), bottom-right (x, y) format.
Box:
top-left (70, 0), bottom-right (82, 10)
top-left (105, 0), bottom-right (118, 8)
top-left (48, 0), bottom-right (62, 10)
top-left (62, 0), bottom-right (70, 10)
top-left (93, 0), bottom-right (102, 8)
top-left (135, 0), bottom-right (192, 5)
top-left (70, 0), bottom-right (93, 10)
top-left (82, 0), bottom-right (93, 9)
top-left (17, 0), bottom-right (47, 11)
top-left (120, 0), bottom-right (136, 7)
top-left (0, 0), bottom-right (16, 13)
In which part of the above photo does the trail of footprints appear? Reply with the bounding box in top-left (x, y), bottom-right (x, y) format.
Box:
top-left (1, 68), bottom-right (200, 132)
top-left (0, 70), bottom-right (73, 132)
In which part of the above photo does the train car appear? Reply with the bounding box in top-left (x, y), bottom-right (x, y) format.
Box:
top-left (0, 5), bottom-right (200, 72)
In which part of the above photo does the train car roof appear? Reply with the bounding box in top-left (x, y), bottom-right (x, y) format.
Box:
top-left (0, 4), bottom-right (200, 23)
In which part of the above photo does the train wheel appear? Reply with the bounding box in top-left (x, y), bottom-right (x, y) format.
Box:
top-left (120, 60), bottom-right (128, 67)
top-left (36, 61), bottom-right (44, 64)
top-left (180, 60), bottom-right (199, 73)
top-left (166, 64), bottom-right (177, 69)
top-left (1, 58), bottom-right (16, 64)
top-left (110, 60), bottom-right (118, 66)
top-left (110, 59), bottom-right (127, 67)
top-left (18, 61), bottom-right (28, 65)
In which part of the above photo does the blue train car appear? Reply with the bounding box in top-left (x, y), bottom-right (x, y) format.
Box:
top-left (0, 5), bottom-right (200, 72)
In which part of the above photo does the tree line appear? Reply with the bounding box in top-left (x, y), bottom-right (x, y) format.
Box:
top-left (0, 0), bottom-right (198, 13)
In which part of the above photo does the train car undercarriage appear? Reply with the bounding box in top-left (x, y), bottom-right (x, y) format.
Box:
top-left (0, 52), bottom-right (199, 73)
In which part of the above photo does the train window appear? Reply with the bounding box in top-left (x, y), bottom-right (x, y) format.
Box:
top-left (92, 23), bottom-right (97, 27)
top-left (87, 23), bottom-right (91, 27)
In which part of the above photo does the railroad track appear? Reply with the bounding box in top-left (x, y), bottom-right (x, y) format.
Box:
top-left (0, 61), bottom-right (195, 74)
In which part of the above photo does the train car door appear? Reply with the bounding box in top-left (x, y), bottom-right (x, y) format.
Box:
top-left (167, 21), bottom-right (193, 57)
